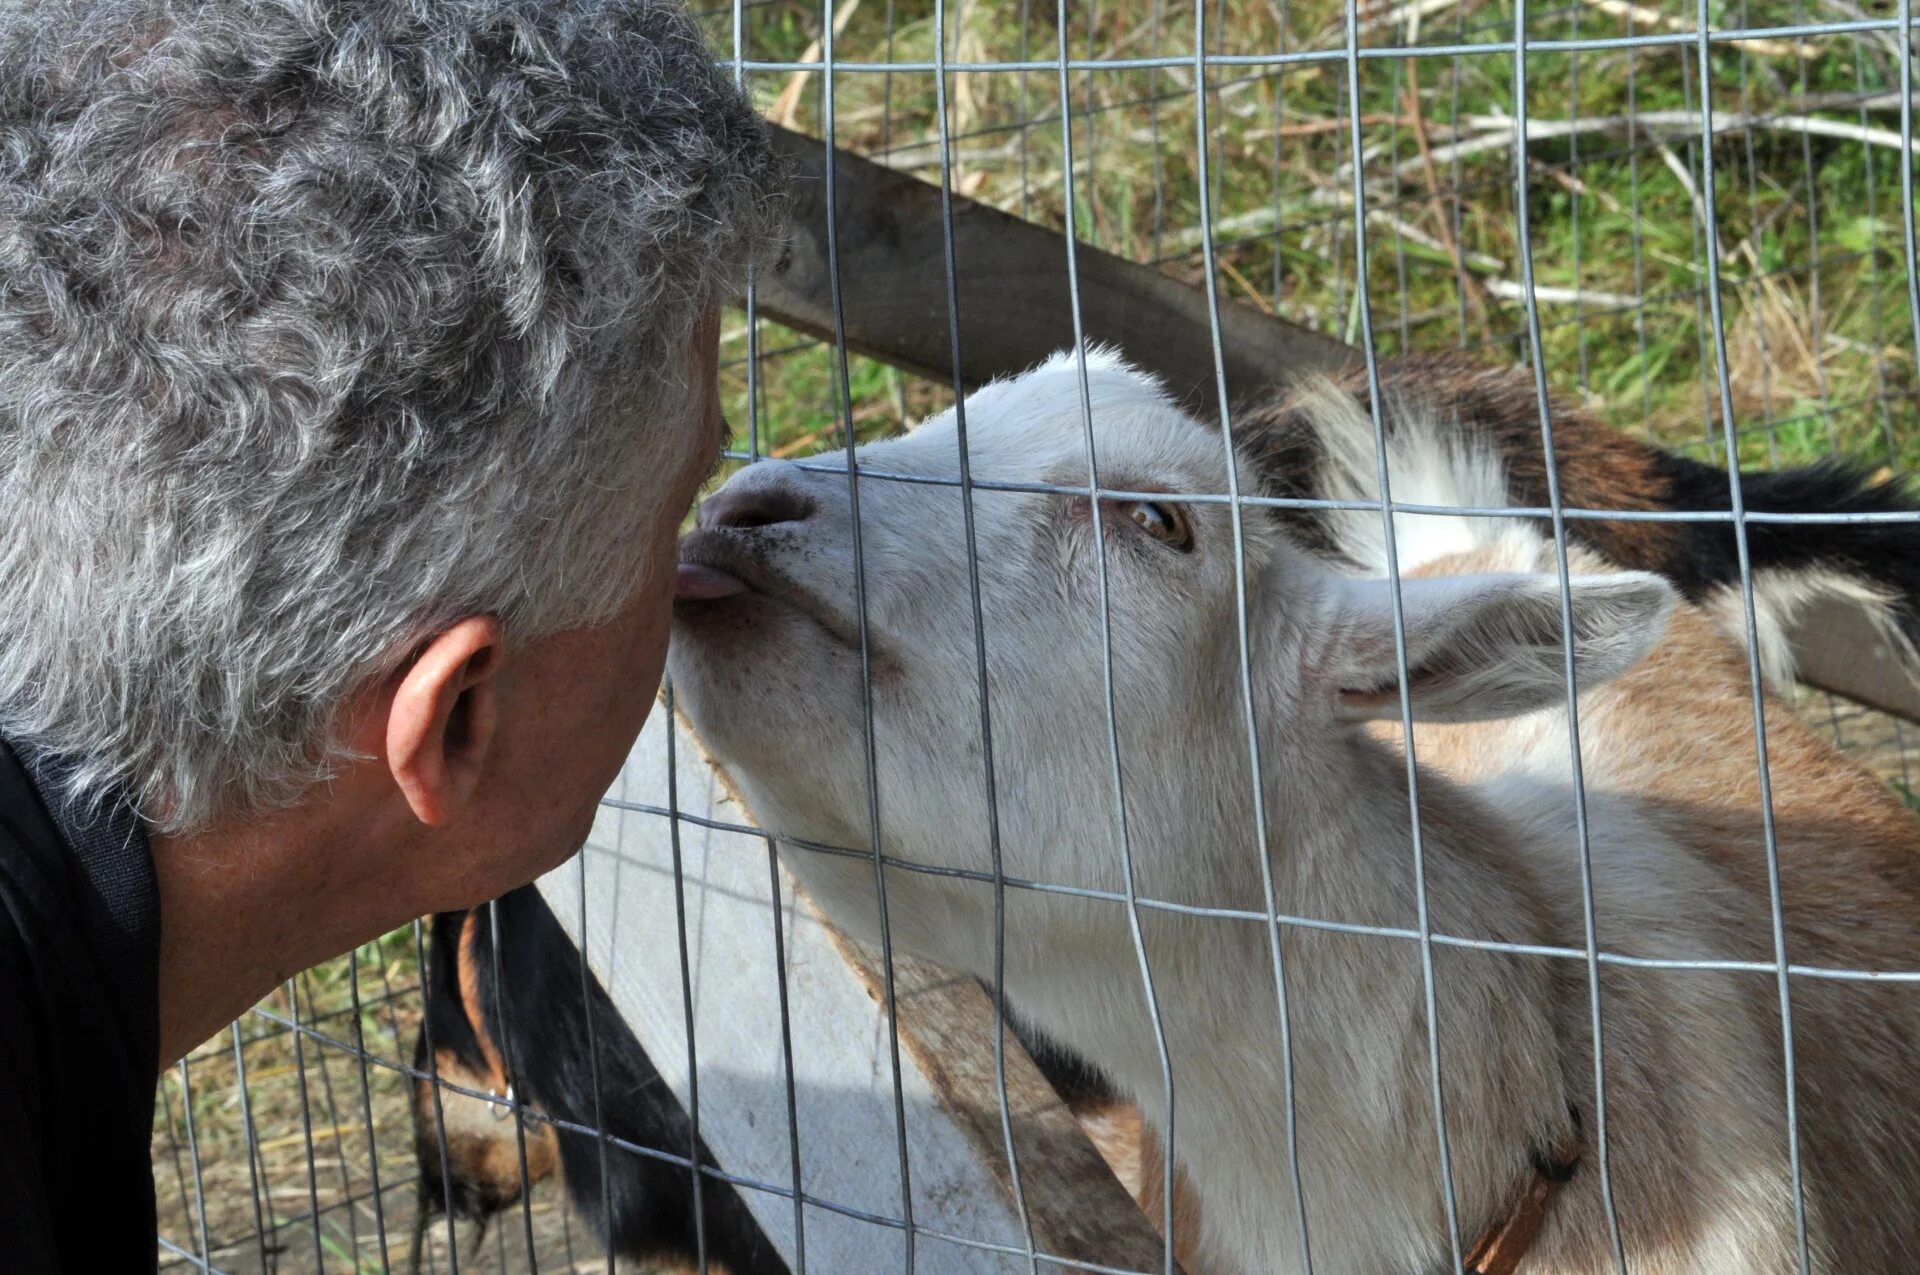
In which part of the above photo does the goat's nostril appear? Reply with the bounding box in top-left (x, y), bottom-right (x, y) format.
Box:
top-left (699, 483), bottom-right (814, 531)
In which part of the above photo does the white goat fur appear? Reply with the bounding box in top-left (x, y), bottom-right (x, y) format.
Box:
top-left (667, 350), bottom-right (1920, 1273)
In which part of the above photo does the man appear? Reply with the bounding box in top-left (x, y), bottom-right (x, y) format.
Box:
top-left (0, 0), bottom-right (783, 1266)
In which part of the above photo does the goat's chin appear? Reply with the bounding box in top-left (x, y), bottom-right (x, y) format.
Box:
top-left (667, 632), bottom-right (861, 807)
top-left (669, 601), bottom-right (857, 716)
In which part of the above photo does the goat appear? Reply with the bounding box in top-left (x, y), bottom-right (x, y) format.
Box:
top-left (667, 350), bottom-right (1920, 1274)
top-left (407, 886), bottom-right (787, 1275)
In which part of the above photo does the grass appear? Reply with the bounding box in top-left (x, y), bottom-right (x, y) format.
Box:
top-left (159, 0), bottom-right (1920, 1266)
top-left (153, 924), bottom-right (621, 1271)
top-left (702, 0), bottom-right (1920, 477)
top-left (152, 930), bottom-right (427, 1271)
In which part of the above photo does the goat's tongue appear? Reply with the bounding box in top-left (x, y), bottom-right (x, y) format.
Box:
top-left (676, 562), bottom-right (747, 600)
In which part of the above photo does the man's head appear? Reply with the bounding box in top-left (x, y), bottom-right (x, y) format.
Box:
top-left (0, 0), bottom-right (781, 899)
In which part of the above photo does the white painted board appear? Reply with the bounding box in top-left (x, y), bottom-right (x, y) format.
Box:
top-left (536, 709), bottom-right (1037, 1273)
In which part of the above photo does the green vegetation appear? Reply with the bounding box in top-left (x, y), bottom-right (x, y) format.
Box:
top-left (704, 0), bottom-right (1920, 476)
top-left (152, 929), bottom-right (427, 1270)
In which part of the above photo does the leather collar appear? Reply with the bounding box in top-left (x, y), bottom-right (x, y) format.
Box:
top-left (1462, 1134), bottom-right (1581, 1275)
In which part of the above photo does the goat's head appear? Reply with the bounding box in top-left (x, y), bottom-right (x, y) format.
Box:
top-left (667, 350), bottom-right (1672, 967)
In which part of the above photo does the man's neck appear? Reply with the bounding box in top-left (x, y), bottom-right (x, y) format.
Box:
top-left (149, 798), bottom-right (423, 1064)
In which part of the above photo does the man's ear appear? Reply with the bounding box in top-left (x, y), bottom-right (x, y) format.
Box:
top-left (1328, 571), bottom-right (1675, 723)
top-left (386, 616), bottom-right (504, 826)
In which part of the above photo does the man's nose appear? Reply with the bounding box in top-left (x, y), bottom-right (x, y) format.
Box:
top-left (698, 474), bottom-right (815, 530)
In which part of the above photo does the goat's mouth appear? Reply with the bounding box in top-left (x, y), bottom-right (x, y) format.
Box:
top-left (674, 529), bottom-right (863, 650)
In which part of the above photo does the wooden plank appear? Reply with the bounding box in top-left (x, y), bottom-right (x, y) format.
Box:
top-left (537, 710), bottom-right (1172, 1273)
top-left (754, 125), bottom-right (1357, 421)
top-left (1787, 601), bottom-right (1920, 724)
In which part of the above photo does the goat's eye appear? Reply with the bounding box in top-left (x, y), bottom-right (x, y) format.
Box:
top-left (1117, 499), bottom-right (1194, 552)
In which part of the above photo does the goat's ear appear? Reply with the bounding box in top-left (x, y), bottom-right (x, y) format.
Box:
top-left (1327, 571), bottom-right (1675, 722)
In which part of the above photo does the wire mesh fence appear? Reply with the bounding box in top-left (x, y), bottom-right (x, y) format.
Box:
top-left (152, 0), bottom-right (1920, 1270)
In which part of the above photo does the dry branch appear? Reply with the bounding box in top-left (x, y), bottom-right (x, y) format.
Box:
top-left (1390, 107), bottom-right (1920, 182)
top-left (768, 0), bottom-right (863, 129)
top-left (1576, 0), bottom-right (1823, 58)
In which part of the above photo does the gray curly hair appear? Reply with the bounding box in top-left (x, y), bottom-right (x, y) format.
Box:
top-left (0, 0), bottom-right (784, 831)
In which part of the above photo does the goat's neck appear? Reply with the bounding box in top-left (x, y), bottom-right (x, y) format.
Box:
top-left (1010, 728), bottom-right (1545, 1112)
top-left (1006, 731), bottom-right (1567, 1271)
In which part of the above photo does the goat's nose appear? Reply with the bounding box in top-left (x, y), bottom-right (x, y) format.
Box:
top-left (698, 478), bottom-right (815, 531)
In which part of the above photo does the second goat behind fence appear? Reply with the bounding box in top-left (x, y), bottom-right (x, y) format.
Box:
top-left (667, 350), bottom-right (1920, 1274)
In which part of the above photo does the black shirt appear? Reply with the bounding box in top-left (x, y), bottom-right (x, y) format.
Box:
top-left (0, 739), bottom-right (160, 1272)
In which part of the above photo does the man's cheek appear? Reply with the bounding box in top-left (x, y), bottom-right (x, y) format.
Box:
top-left (632, 609), bottom-right (671, 708)
top-left (611, 594), bottom-right (670, 729)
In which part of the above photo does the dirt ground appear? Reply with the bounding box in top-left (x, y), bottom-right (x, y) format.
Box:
top-left (159, 1172), bottom-right (599, 1275)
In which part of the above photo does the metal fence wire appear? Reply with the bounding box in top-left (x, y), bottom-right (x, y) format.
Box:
top-left (151, 0), bottom-right (1920, 1270)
